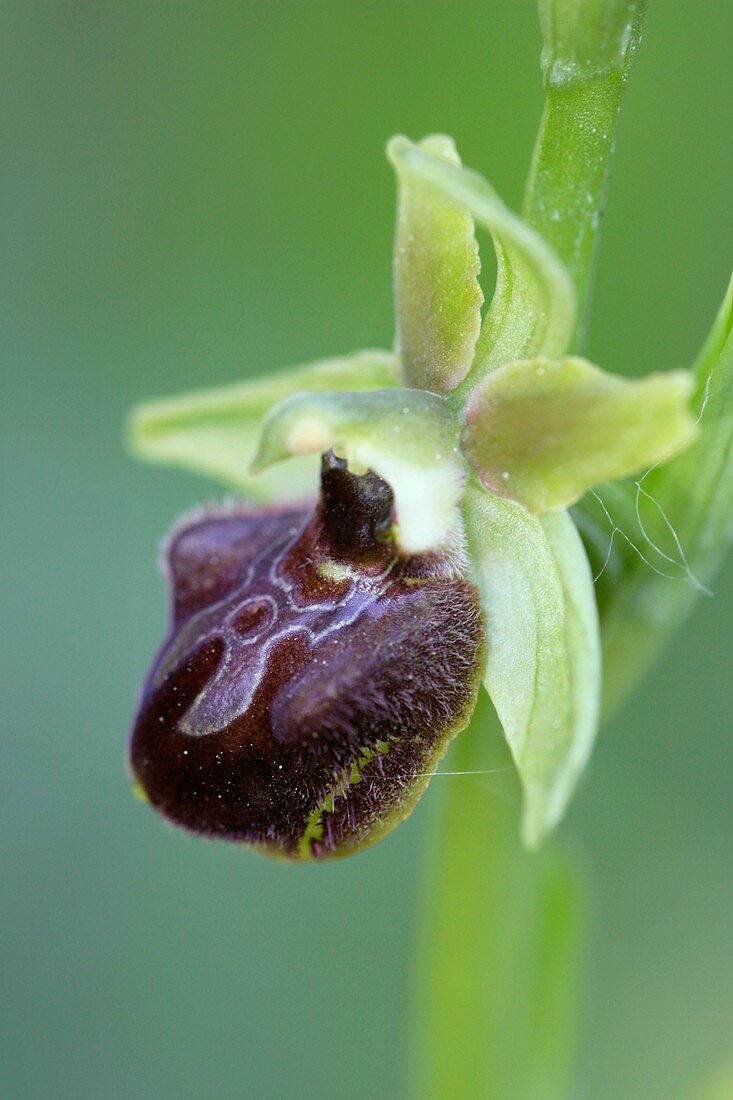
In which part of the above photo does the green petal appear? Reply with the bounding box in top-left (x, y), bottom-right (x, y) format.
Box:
top-left (388, 135), bottom-right (483, 394)
top-left (464, 355), bottom-right (697, 514)
top-left (126, 350), bottom-right (398, 500)
top-left (252, 388), bottom-right (464, 554)
top-left (390, 138), bottom-right (576, 389)
top-left (463, 481), bottom-right (600, 846)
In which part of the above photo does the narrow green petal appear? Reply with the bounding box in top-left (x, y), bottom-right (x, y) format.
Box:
top-left (463, 481), bottom-right (600, 846)
top-left (253, 388), bottom-right (464, 555)
top-left (465, 356), bottom-right (697, 514)
top-left (126, 350), bottom-right (398, 500)
top-left (388, 135), bottom-right (483, 394)
top-left (391, 139), bottom-right (576, 388)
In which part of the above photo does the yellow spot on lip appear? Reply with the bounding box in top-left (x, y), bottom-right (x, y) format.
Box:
top-left (131, 779), bottom-right (150, 804)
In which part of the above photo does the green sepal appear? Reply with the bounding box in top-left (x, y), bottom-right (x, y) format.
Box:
top-left (252, 387), bottom-right (464, 555)
top-left (388, 134), bottom-right (483, 395)
top-left (126, 350), bottom-right (398, 501)
top-left (390, 138), bottom-right (576, 389)
top-left (464, 355), bottom-right (697, 514)
top-left (463, 480), bottom-right (600, 846)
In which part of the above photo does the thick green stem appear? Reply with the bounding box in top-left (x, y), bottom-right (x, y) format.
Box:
top-left (410, 695), bottom-right (584, 1100)
top-left (523, 74), bottom-right (622, 349)
top-left (523, 1), bottom-right (647, 349)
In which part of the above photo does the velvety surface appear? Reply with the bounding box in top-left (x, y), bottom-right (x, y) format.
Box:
top-left (131, 458), bottom-right (484, 858)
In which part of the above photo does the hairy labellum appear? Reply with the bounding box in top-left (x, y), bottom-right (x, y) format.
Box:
top-left (130, 454), bottom-right (484, 860)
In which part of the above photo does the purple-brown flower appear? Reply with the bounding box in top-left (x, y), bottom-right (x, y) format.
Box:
top-left (130, 455), bottom-right (484, 860)
top-left (128, 134), bottom-right (697, 851)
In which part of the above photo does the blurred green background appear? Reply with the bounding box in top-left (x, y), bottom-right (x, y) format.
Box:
top-left (2, 3), bottom-right (732, 1098)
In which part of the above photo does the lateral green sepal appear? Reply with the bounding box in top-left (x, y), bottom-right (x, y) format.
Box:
top-left (126, 350), bottom-right (399, 500)
top-left (389, 138), bottom-right (576, 387)
top-left (388, 134), bottom-right (483, 394)
top-left (463, 480), bottom-right (600, 846)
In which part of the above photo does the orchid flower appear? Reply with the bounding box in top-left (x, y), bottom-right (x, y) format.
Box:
top-left (127, 133), bottom-right (697, 858)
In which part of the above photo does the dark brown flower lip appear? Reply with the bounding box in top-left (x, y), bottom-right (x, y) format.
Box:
top-left (130, 455), bottom-right (484, 860)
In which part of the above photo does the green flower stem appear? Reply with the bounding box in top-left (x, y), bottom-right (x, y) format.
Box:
top-left (523, 73), bottom-right (622, 349)
top-left (412, 5), bottom-right (649, 1095)
top-left (523, 1), bottom-right (647, 349)
top-left (411, 693), bottom-right (584, 1100)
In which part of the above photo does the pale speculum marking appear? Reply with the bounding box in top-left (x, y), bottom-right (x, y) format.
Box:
top-left (155, 516), bottom-right (397, 739)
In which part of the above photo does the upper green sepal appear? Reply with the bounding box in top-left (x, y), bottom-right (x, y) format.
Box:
top-left (126, 350), bottom-right (399, 501)
top-left (252, 387), bottom-right (465, 555)
top-left (388, 134), bottom-right (483, 395)
top-left (388, 136), bottom-right (576, 390)
top-left (464, 355), bottom-right (697, 514)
